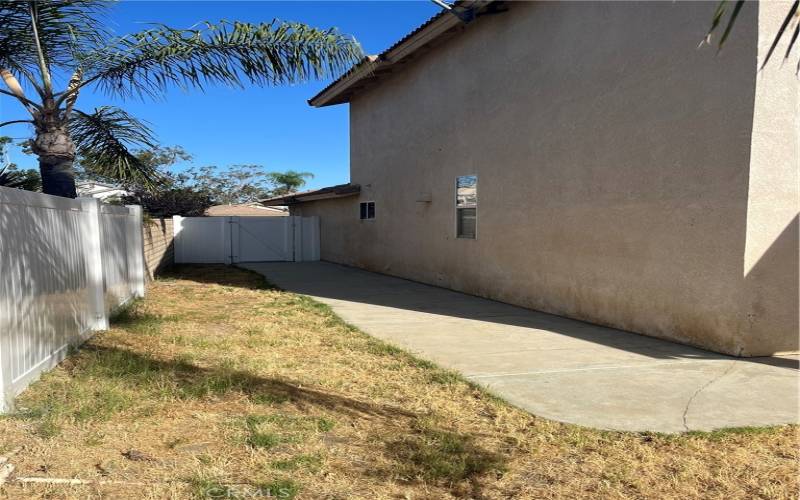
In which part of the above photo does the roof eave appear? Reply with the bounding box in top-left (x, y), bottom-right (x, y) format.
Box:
top-left (259, 184), bottom-right (361, 206)
top-left (308, 1), bottom-right (489, 108)
top-left (308, 56), bottom-right (380, 107)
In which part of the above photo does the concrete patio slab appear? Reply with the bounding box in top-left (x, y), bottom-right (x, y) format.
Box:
top-left (241, 262), bottom-right (799, 433)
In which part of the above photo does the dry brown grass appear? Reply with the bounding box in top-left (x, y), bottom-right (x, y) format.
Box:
top-left (0, 265), bottom-right (797, 499)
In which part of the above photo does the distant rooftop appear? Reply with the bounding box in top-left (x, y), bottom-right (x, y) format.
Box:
top-left (205, 203), bottom-right (287, 217)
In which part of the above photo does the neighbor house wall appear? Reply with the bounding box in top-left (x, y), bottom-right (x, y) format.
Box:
top-left (297, 1), bottom-right (798, 356)
top-left (143, 218), bottom-right (174, 279)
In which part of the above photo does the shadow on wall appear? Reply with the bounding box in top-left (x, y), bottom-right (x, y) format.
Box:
top-left (143, 218), bottom-right (175, 280)
top-left (0, 192), bottom-right (132, 405)
top-left (743, 216), bottom-right (800, 354)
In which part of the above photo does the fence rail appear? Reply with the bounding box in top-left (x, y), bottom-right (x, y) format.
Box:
top-left (0, 187), bottom-right (144, 412)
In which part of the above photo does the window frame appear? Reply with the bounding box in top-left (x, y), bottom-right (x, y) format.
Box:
top-left (455, 175), bottom-right (477, 239)
top-left (359, 200), bottom-right (376, 221)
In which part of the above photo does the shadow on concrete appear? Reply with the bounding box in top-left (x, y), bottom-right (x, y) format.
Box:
top-left (232, 262), bottom-right (798, 373)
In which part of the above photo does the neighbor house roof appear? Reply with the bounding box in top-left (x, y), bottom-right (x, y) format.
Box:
top-left (259, 183), bottom-right (361, 206)
top-left (309, 0), bottom-right (504, 107)
top-left (76, 181), bottom-right (126, 194)
top-left (205, 203), bottom-right (287, 217)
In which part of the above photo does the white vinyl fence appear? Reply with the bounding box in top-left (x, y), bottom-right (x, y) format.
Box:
top-left (0, 187), bottom-right (145, 412)
top-left (173, 215), bottom-right (319, 264)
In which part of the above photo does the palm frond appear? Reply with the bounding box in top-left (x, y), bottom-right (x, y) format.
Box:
top-left (0, 0), bottom-right (109, 76)
top-left (69, 106), bottom-right (159, 187)
top-left (75, 20), bottom-right (363, 100)
top-left (0, 166), bottom-right (26, 188)
top-left (0, 164), bottom-right (40, 190)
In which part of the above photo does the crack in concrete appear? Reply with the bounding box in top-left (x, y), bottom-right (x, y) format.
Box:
top-left (681, 359), bottom-right (739, 431)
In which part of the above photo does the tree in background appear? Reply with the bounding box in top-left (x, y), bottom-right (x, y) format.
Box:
top-left (177, 164), bottom-right (274, 205)
top-left (120, 186), bottom-right (213, 218)
top-left (267, 170), bottom-right (314, 196)
top-left (115, 145), bottom-right (209, 217)
top-left (164, 165), bottom-right (314, 204)
top-left (0, 1), bottom-right (362, 198)
top-left (96, 145), bottom-right (314, 216)
top-left (0, 135), bottom-right (41, 190)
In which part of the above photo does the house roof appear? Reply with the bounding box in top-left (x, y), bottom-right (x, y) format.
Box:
top-left (259, 183), bottom-right (361, 206)
top-left (76, 181), bottom-right (126, 192)
top-left (309, 0), bottom-right (503, 107)
top-left (205, 204), bottom-right (288, 217)
top-left (76, 181), bottom-right (120, 188)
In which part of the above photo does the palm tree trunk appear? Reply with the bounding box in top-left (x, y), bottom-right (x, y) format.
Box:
top-left (32, 124), bottom-right (77, 198)
top-left (39, 155), bottom-right (77, 198)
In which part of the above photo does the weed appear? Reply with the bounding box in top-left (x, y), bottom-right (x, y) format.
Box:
top-left (685, 426), bottom-right (781, 442)
top-left (243, 415), bottom-right (294, 450)
top-left (390, 419), bottom-right (506, 483)
top-left (72, 387), bottom-right (133, 421)
top-left (251, 393), bottom-right (291, 405)
top-left (254, 479), bottom-right (301, 499)
top-left (110, 301), bottom-right (178, 335)
top-left (36, 418), bottom-right (61, 439)
top-left (187, 475), bottom-right (234, 499)
top-left (317, 417), bottom-right (336, 432)
top-left (427, 369), bottom-right (461, 386)
top-left (269, 454), bottom-right (323, 472)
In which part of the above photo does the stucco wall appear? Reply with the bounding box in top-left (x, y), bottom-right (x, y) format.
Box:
top-left (740, 2), bottom-right (800, 355)
top-left (296, 1), bottom-right (798, 356)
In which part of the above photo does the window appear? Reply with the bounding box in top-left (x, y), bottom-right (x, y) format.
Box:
top-left (359, 201), bottom-right (375, 220)
top-left (456, 175), bottom-right (477, 239)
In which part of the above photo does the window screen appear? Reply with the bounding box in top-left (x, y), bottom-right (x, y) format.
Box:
top-left (456, 175), bottom-right (477, 239)
top-left (457, 208), bottom-right (476, 239)
top-left (359, 201), bottom-right (375, 220)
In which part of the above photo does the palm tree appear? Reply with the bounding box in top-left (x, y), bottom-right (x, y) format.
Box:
top-left (267, 170), bottom-right (314, 196)
top-left (0, 1), bottom-right (362, 198)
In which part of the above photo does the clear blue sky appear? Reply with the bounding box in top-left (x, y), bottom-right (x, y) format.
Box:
top-left (0, 1), bottom-right (441, 190)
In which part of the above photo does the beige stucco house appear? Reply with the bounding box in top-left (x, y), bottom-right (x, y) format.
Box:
top-left (264, 1), bottom-right (799, 357)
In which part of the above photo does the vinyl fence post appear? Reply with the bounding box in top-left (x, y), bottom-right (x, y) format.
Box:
top-left (79, 197), bottom-right (109, 331)
top-left (126, 205), bottom-right (146, 298)
top-left (309, 216), bottom-right (320, 261)
top-left (292, 216), bottom-right (303, 262)
top-left (173, 216), bottom-right (183, 264)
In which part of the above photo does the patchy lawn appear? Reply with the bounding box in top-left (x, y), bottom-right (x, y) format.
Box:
top-left (0, 265), bottom-right (796, 499)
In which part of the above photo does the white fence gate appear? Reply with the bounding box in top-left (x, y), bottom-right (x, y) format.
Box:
top-left (173, 216), bottom-right (319, 264)
top-left (0, 187), bottom-right (145, 412)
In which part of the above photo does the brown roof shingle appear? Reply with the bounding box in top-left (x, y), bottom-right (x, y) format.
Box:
top-left (205, 204), bottom-right (288, 217)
